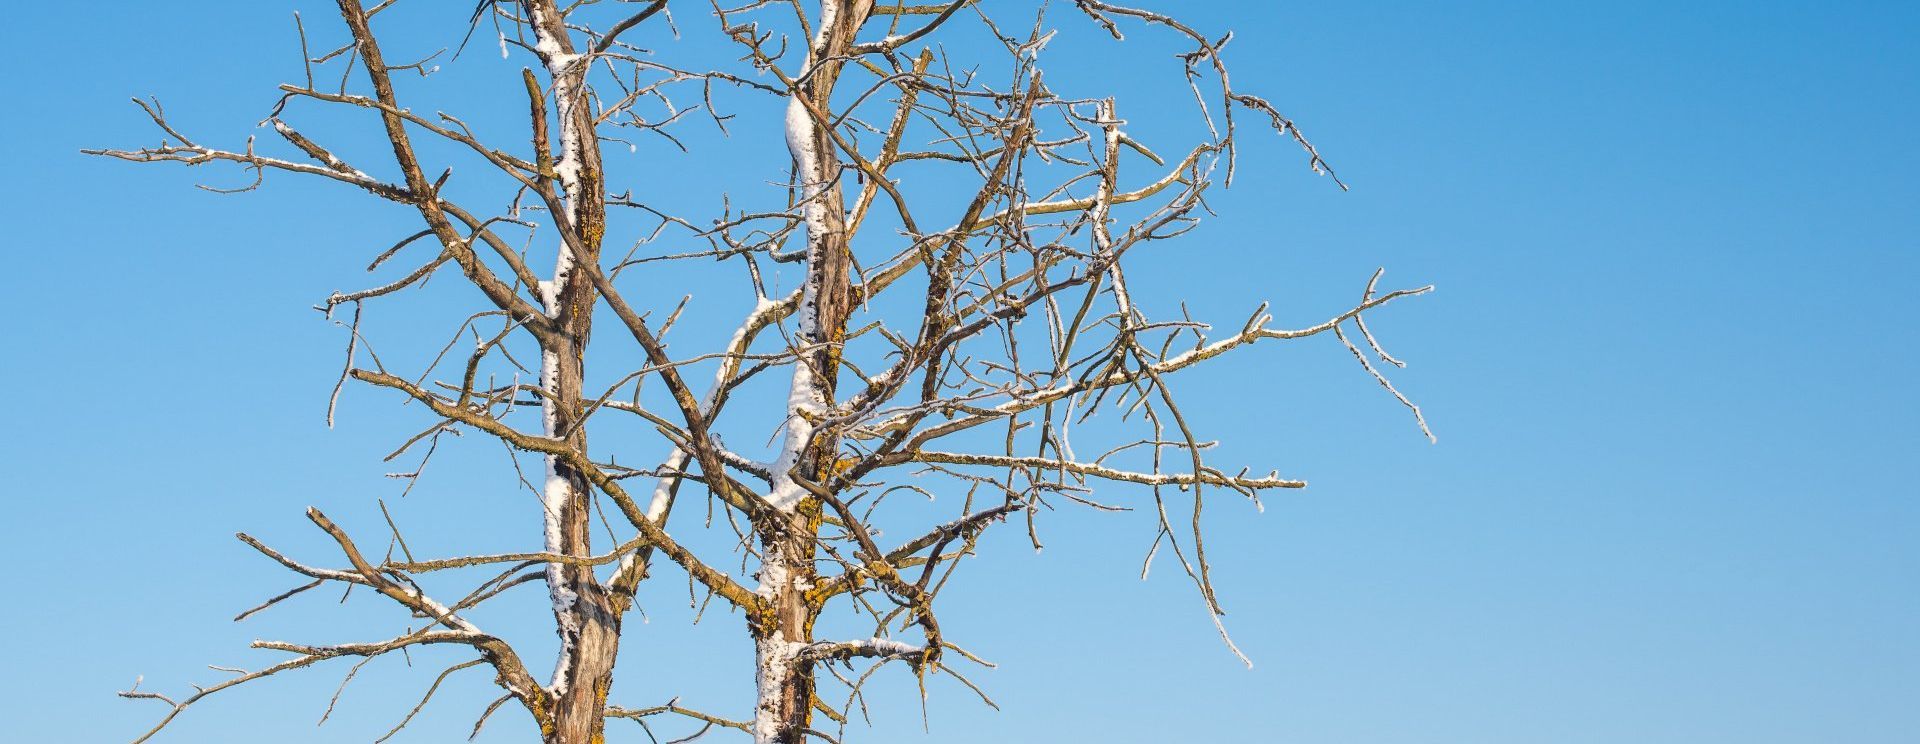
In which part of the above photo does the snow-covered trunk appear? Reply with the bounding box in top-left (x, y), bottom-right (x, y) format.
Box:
top-left (755, 2), bottom-right (868, 742)
top-left (524, 2), bottom-right (619, 742)
top-left (538, 338), bottom-right (620, 744)
top-left (752, 511), bottom-right (823, 744)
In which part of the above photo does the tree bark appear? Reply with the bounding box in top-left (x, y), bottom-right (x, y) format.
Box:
top-left (754, 2), bottom-right (870, 741)
top-left (523, 2), bottom-right (619, 741)
top-left (752, 510), bottom-right (823, 744)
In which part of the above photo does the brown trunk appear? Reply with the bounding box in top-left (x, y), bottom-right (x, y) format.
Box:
top-left (541, 189), bottom-right (615, 744)
top-left (797, 0), bottom-right (867, 380)
top-left (754, 508), bottom-right (823, 743)
top-left (528, 1), bottom-right (616, 739)
top-left (753, 4), bottom-right (870, 741)
top-left (544, 342), bottom-right (620, 744)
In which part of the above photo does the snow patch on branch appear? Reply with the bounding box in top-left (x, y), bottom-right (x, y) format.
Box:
top-left (803, 637), bottom-right (924, 660)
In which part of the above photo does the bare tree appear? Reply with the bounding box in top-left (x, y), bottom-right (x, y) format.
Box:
top-left (92, 1), bottom-right (1430, 743)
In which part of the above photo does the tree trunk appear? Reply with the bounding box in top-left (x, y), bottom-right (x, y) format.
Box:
top-left (752, 510), bottom-right (822, 743)
top-left (537, 178), bottom-right (618, 744)
top-left (542, 343), bottom-right (619, 744)
top-left (754, 2), bottom-right (869, 742)
top-left (525, 2), bottom-right (617, 740)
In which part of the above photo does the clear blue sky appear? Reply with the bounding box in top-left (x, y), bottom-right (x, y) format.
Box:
top-left (3, 1), bottom-right (1915, 742)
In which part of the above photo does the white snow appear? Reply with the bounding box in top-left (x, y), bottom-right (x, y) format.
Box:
top-left (751, 636), bottom-right (800, 742)
top-left (524, 6), bottom-right (591, 697)
top-left (764, 7), bottom-right (843, 513)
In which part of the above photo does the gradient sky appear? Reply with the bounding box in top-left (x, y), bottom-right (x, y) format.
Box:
top-left (4, 1), bottom-right (1916, 742)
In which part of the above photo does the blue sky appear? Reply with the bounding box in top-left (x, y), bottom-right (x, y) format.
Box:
top-left (3, 1), bottom-right (1916, 742)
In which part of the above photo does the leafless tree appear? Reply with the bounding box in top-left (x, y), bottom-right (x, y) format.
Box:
top-left (91, 1), bottom-right (1430, 743)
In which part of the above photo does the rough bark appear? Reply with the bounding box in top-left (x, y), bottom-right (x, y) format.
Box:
top-left (751, 510), bottom-right (824, 744)
top-left (754, 2), bottom-right (872, 741)
top-left (525, 1), bottom-right (618, 741)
